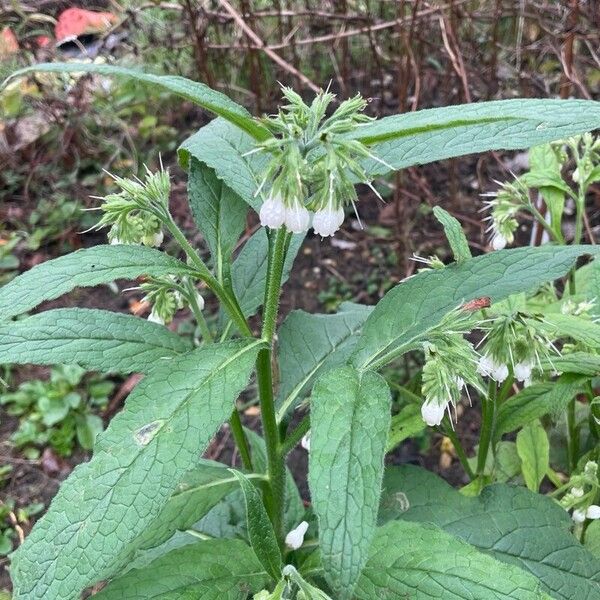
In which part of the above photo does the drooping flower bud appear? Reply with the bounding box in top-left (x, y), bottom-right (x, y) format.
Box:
top-left (571, 487), bottom-right (584, 498)
top-left (301, 432), bottom-right (310, 452)
top-left (572, 508), bottom-right (586, 523)
top-left (491, 233), bottom-right (507, 251)
top-left (284, 201), bottom-right (311, 233)
top-left (147, 308), bottom-right (165, 325)
top-left (312, 206), bottom-right (345, 237)
top-left (285, 521), bottom-right (309, 550)
top-left (421, 399), bottom-right (447, 427)
top-left (513, 360), bottom-right (533, 382)
top-left (587, 505), bottom-right (600, 520)
top-left (259, 195), bottom-right (286, 229)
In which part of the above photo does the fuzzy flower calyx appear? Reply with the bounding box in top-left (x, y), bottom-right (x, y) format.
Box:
top-left (254, 87), bottom-right (387, 238)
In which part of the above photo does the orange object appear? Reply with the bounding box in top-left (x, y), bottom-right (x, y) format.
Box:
top-left (0, 26), bottom-right (19, 58)
top-left (55, 8), bottom-right (118, 44)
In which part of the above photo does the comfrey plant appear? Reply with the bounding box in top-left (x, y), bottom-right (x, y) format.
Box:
top-left (2, 62), bottom-right (600, 599)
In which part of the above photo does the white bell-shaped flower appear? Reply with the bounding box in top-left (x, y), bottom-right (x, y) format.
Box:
top-left (421, 399), bottom-right (447, 427)
top-left (572, 508), bottom-right (586, 523)
top-left (147, 308), bottom-right (165, 325)
top-left (586, 505), bottom-right (600, 520)
top-left (477, 355), bottom-right (495, 378)
top-left (285, 521), bottom-right (309, 550)
top-left (259, 195), bottom-right (286, 229)
top-left (110, 236), bottom-right (122, 245)
top-left (491, 363), bottom-right (509, 383)
top-left (284, 201), bottom-right (311, 233)
top-left (513, 360), bottom-right (533, 382)
top-left (195, 292), bottom-right (205, 311)
top-left (491, 233), bottom-right (507, 250)
top-left (312, 206), bottom-right (344, 237)
top-left (152, 230), bottom-right (164, 247)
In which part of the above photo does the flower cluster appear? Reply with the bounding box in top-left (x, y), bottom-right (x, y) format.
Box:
top-left (138, 275), bottom-right (204, 326)
top-left (256, 87), bottom-right (387, 238)
top-left (93, 166), bottom-right (170, 247)
top-left (477, 304), bottom-right (560, 387)
top-left (481, 178), bottom-right (528, 250)
top-left (559, 461), bottom-right (600, 525)
top-left (420, 311), bottom-right (484, 427)
top-left (569, 133), bottom-right (600, 187)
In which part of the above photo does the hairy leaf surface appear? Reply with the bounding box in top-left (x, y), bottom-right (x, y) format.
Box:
top-left (309, 366), bottom-right (391, 599)
top-left (379, 465), bottom-right (600, 599)
top-left (5, 63), bottom-right (269, 140)
top-left (276, 302), bottom-right (372, 419)
top-left (0, 308), bottom-right (190, 372)
top-left (95, 539), bottom-right (270, 599)
top-left (352, 99), bottom-right (600, 176)
top-left (188, 158), bottom-right (248, 281)
top-left (355, 521), bottom-right (548, 599)
top-left (351, 245), bottom-right (600, 370)
top-left (231, 470), bottom-right (282, 581)
top-left (0, 245), bottom-right (193, 320)
top-left (10, 340), bottom-right (262, 600)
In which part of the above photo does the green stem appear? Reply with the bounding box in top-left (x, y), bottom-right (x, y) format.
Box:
top-left (567, 398), bottom-right (579, 473)
top-left (477, 381), bottom-right (497, 476)
top-left (529, 204), bottom-right (565, 245)
top-left (443, 419), bottom-right (474, 480)
top-left (281, 414), bottom-right (310, 456)
top-left (186, 281), bottom-right (213, 343)
top-left (256, 228), bottom-right (290, 541)
top-left (164, 216), bottom-right (252, 337)
top-left (164, 214), bottom-right (254, 470)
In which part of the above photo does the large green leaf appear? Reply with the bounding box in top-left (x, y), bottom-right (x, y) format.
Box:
top-left (231, 470), bottom-right (282, 582)
top-left (231, 228), bottom-right (304, 319)
top-left (354, 521), bottom-right (548, 599)
top-left (188, 158), bottom-right (248, 283)
top-left (516, 420), bottom-right (550, 492)
top-left (351, 99), bottom-right (600, 176)
top-left (180, 118), bottom-right (270, 211)
top-left (308, 366), bottom-right (391, 599)
top-left (379, 465), bottom-right (600, 599)
top-left (0, 308), bottom-right (191, 372)
top-left (534, 313), bottom-right (600, 349)
top-left (539, 352), bottom-right (600, 376)
top-left (95, 539), bottom-right (270, 599)
top-left (10, 340), bottom-right (263, 600)
top-left (495, 375), bottom-right (585, 438)
top-left (0, 245), bottom-right (193, 321)
top-left (127, 460), bottom-right (241, 565)
top-left (276, 302), bottom-right (372, 419)
top-left (351, 245), bottom-right (600, 371)
top-left (4, 63), bottom-right (269, 141)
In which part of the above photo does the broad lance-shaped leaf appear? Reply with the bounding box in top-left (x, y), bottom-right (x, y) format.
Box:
top-left (231, 470), bottom-right (282, 582)
top-left (4, 63), bottom-right (270, 141)
top-left (0, 245), bottom-right (194, 321)
top-left (378, 465), bottom-right (600, 599)
top-left (10, 340), bottom-right (263, 600)
top-left (180, 117), bottom-right (270, 211)
top-left (0, 308), bottom-right (191, 373)
top-left (433, 206), bottom-right (471, 262)
top-left (231, 228), bottom-right (304, 320)
top-left (95, 539), bottom-right (270, 599)
top-left (495, 374), bottom-right (586, 438)
top-left (276, 302), bottom-right (372, 420)
top-left (533, 313), bottom-right (600, 349)
top-left (351, 244), bottom-right (600, 371)
top-left (308, 366), bottom-right (391, 599)
top-left (125, 460), bottom-right (241, 568)
top-left (516, 420), bottom-right (550, 492)
top-left (351, 98), bottom-right (600, 177)
top-left (354, 521), bottom-right (548, 600)
top-left (188, 158), bottom-right (248, 283)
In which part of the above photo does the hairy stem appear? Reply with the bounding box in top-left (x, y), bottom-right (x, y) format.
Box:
top-left (281, 413), bottom-right (311, 456)
top-left (442, 419), bottom-right (475, 480)
top-left (477, 381), bottom-right (497, 476)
